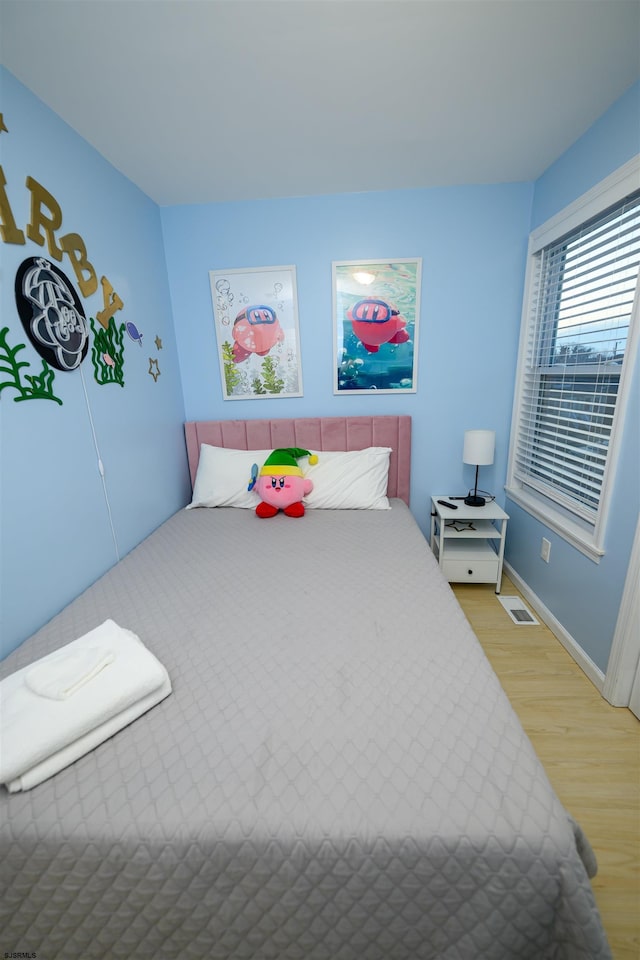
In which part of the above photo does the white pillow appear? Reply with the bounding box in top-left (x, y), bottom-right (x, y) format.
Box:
top-left (187, 444), bottom-right (392, 510)
top-left (304, 448), bottom-right (391, 509)
top-left (187, 445), bottom-right (271, 509)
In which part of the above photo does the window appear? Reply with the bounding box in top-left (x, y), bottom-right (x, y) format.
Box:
top-left (507, 158), bottom-right (640, 561)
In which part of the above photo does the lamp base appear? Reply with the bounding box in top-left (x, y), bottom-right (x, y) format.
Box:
top-left (464, 494), bottom-right (486, 507)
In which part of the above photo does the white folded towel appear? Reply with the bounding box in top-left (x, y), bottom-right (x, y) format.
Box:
top-left (6, 674), bottom-right (172, 793)
top-left (26, 646), bottom-right (115, 700)
top-left (0, 619), bottom-right (171, 789)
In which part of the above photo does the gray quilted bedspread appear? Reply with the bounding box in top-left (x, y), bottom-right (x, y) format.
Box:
top-left (0, 503), bottom-right (611, 959)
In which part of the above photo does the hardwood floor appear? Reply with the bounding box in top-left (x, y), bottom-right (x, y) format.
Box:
top-left (452, 574), bottom-right (640, 960)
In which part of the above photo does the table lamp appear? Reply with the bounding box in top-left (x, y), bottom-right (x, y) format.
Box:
top-left (463, 429), bottom-right (495, 506)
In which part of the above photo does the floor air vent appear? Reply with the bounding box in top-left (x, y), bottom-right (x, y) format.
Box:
top-left (498, 596), bottom-right (539, 625)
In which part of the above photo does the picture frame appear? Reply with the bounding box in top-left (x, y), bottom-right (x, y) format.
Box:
top-left (209, 265), bottom-right (303, 400)
top-left (332, 258), bottom-right (421, 394)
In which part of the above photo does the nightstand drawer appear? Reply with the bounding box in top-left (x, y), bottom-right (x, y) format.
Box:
top-left (442, 557), bottom-right (499, 582)
top-left (440, 540), bottom-right (498, 583)
top-left (430, 495), bottom-right (508, 593)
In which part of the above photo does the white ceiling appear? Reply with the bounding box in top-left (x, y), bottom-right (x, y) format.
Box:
top-left (1, 0), bottom-right (639, 206)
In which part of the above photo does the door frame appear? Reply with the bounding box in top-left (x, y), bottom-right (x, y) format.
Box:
top-left (603, 513), bottom-right (640, 708)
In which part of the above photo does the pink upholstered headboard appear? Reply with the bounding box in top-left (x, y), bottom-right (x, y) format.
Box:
top-left (184, 416), bottom-right (412, 505)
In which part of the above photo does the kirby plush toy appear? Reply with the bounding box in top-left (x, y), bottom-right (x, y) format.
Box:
top-left (250, 447), bottom-right (318, 518)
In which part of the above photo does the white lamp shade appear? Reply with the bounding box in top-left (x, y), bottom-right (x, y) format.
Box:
top-left (463, 429), bottom-right (495, 465)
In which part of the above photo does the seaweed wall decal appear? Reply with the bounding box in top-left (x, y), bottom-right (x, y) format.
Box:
top-left (0, 326), bottom-right (63, 404)
top-left (90, 316), bottom-right (125, 386)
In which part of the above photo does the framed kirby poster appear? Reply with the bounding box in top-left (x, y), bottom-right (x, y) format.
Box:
top-left (209, 265), bottom-right (303, 400)
top-left (332, 258), bottom-right (422, 394)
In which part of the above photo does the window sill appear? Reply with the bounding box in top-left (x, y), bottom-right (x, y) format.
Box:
top-left (504, 486), bottom-right (605, 564)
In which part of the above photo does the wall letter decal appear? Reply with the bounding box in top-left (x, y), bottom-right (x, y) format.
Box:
top-left (96, 275), bottom-right (124, 329)
top-left (60, 232), bottom-right (98, 298)
top-left (0, 166), bottom-right (26, 245)
top-left (25, 176), bottom-right (64, 260)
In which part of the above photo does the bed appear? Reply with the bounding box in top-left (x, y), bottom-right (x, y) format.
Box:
top-left (0, 415), bottom-right (611, 959)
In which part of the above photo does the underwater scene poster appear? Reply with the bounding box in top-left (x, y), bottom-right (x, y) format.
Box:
top-left (333, 259), bottom-right (421, 394)
top-left (210, 265), bottom-right (303, 400)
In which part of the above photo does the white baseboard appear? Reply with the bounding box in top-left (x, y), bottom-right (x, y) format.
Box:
top-left (503, 561), bottom-right (605, 693)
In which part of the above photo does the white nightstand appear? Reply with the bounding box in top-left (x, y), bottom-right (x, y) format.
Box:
top-left (430, 496), bottom-right (509, 593)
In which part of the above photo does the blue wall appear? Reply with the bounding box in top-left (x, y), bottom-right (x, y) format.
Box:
top-left (2, 62), bottom-right (638, 681)
top-left (1, 69), bottom-right (189, 657)
top-left (505, 81), bottom-right (640, 675)
top-left (161, 184), bottom-right (533, 537)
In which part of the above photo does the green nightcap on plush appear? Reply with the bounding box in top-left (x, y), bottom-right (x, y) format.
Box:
top-left (259, 448), bottom-right (318, 477)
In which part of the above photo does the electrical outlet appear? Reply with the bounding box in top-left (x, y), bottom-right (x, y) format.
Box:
top-left (541, 537), bottom-right (551, 563)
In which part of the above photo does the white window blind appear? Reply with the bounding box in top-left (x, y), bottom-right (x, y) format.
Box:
top-left (509, 173), bottom-right (640, 556)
